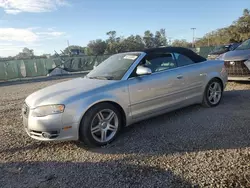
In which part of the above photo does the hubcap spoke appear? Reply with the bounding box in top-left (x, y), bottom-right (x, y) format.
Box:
top-left (215, 93), bottom-right (220, 102)
top-left (91, 125), bottom-right (101, 134)
top-left (209, 94), bottom-right (214, 101)
top-left (101, 130), bottom-right (107, 142)
top-left (212, 83), bottom-right (215, 90)
top-left (209, 86), bottom-right (214, 92)
top-left (106, 111), bottom-right (115, 123)
top-left (108, 124), bottom-right (117, 131)
top-left (213, 83), bottom-right (218, 90)
top-left (213, 95), bottom-right (217, 101)
top-left (97, 112), bottom-right (104, 121)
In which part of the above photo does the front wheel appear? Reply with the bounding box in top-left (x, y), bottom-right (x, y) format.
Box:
top-left (79, 103), bottom-right (122, 147)
top-left (202, 78), bottom-right (223, 107)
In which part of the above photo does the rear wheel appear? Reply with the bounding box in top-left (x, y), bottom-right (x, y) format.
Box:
top-left (79, 103), bottom-right (122, 147)
top-left (202, 78), bottom-right (223, 107)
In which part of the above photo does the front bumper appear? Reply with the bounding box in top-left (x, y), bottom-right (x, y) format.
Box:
top-left (22, 104), bottom-right (79, 141)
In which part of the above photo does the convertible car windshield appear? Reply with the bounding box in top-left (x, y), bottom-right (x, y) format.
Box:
top-left (86, 52), bottom-right (141, 80)
top-left (235, 39), bottom-right (250, 50)
top-left (211, 45), bottom-right (229, 53)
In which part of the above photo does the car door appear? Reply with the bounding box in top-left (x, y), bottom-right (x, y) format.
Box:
top-left (173, 53), bottom-right (207, 102)
top-left (127, 53), bottom-right (184, 119)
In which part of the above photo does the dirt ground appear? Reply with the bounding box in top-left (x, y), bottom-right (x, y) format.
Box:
top-left (0, 77), bottom-right (249, 188)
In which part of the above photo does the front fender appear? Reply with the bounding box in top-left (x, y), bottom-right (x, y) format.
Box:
top-left (66, 89), bottom-right (130, 128)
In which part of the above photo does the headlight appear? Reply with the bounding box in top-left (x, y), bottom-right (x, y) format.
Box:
top-left (244, 59), bottom-right (250, 69)
top-left (32, 104), bottom-right (65, 117)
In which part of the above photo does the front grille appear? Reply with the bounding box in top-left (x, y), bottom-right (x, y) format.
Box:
top-left (22, 103), bottom-right (30, 118)
top-left (224, 60), bottom-right (250, 77)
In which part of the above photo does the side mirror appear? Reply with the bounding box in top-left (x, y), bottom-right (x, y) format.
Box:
top-left (136, 65), bottom-right (152, 76)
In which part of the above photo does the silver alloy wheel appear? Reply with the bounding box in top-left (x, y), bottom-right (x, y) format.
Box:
top-left (90, 109), bottom-right (119, 143)
top-left (207, 82), bottom-right (222, 105)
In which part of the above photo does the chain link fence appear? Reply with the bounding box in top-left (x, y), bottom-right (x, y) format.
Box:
top-left (0, 55), bottom-right (110, 81)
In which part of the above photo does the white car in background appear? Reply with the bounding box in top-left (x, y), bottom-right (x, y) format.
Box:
top-left (217, 38), bottom-right (250, 81)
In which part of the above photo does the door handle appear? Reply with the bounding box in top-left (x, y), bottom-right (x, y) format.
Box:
top-left (200, 73), bottom-right (207, 76)
top-left (177, 75), bottom-right (183, 79)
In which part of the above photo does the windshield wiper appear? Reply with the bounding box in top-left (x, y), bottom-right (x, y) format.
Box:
top-left (88, 76), bottom-right (114, 80)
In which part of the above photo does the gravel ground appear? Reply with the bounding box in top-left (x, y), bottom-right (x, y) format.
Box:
top-left (0, 77), bottom-right (250, 188)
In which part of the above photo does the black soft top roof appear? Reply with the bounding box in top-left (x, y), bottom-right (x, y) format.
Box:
top-left (143, 47), bottom-right (206, 63)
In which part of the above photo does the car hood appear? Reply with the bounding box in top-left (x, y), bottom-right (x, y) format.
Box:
top-left (25, 77), bottom-right (117, 108)
top-left (209, 50), bottom-right (228, 56)
top-left (223, 49), bottom-right (250, 61)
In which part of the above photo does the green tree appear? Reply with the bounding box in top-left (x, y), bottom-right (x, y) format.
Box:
top-left (172, 39), bottom-right (192, 48)
top-left (87, 39), bottom-right (107, 55)
top-left (235, 9), bottom-right (250, 40)
top-left (106, 31), bottom-right (117, 43)
top-left (196, 8), bottom-right (250, 47)
top-left (134, 35), bottom-right (145, 50)
top-left (243, 9), bottom-right (249, 17)
top-left (105, 31), bottom-right (122, 54)
top-left (15, 47), bottom-right (34, 59)
top-left (143, 30), bottom-right (155, 48)
top-left (154, 29), bottom-right (167, 47)
top-left (120, 35), bottom-right (145, 51)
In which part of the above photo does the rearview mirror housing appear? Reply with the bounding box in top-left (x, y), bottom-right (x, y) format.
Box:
top-left (136, 66), bottom-right (152, 76)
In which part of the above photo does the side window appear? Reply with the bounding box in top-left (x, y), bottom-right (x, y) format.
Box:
top-left (144, 53), bottom-right (177, 73)
top-left (128, 53), bottom-right (177, 78)
top-left (174, 53), bottom-right (194, 67)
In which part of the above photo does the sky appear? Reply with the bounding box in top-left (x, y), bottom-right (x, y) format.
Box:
top-left (0, 0), bottom-right (249, 57)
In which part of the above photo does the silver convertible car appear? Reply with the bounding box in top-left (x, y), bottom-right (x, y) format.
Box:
top-left (22, 47), bottom-right (227, 147)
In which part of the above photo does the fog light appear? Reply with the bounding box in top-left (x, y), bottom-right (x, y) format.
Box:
top-left (42, 132), bottom-right (52, 138)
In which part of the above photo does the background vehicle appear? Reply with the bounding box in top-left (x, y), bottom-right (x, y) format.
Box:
top-left (22, 47), bottom-right (227, 147)
top-left (207, 43), bottom-right (241, 60)
top-left (218, 38), bottom-right (250, 81)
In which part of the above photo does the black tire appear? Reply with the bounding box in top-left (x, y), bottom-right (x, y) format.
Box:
top-left (79, 102), bottom-right (122, 147)
top-left (202, 78), bottom-right (223, 108)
